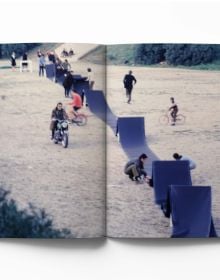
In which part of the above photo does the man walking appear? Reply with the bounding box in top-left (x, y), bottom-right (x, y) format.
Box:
top-left (123, 70), bottom-right (137, 104)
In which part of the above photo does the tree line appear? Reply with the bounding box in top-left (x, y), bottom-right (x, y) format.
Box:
top-left (134, 44), bottom-right (220, 66)
top-left (0, 43), bottom-right (41, 58)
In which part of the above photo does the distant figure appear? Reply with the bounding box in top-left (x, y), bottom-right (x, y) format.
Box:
top-left (48, 51), bottom-right (56, 64)
top-left (22, 52), bottom-right (28, 67)
top-left (87, 68), bottom-right (95, 90)
top-left (38, 54), bottom-right (46, 77)
top-left (62, 71), bottom-right (74, 97)
top-left (61, 48), bottom-right (68, 57)
top-left (62, 59), bottom-right (71, 73)
top-left (123, 70), bottom-right (137, 104)
top-left (37, 49), bottom-right (42, 58)
top-left (124, 153), bottom-right (151, 183)
top-left (173, 153), bottom-right (196, 170)
top-left (69, 48), bottom-right (75, 56)
top-left (11, 52), bottom-right (16, 70)
top-left (169, 97), bottom-right (178, 125)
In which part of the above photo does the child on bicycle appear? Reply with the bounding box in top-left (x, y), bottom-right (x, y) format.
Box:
top-left (169, 97), bottom-right (178, 125)
top-left (67, 90), bottom-right (82, 119)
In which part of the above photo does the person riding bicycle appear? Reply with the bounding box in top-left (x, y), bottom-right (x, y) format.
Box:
top-left (169, 97), bottom-right (178, 125)
top-left (50, 102), bottom-right (68, 140)
top-left (67, 91), bottom-right (83, 119)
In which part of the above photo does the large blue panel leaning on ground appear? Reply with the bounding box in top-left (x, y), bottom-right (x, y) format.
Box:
top-left (117, 117), bottom-right (146, 154)
top-left (116, 117), bottom-right (159, 174)
top-left (45, 64), bottom-right (56, 79)
top-left (152, 161), bottom-right (192, 205)
top-left (170, 186), bottom-right (217, 237)
top-left (85, 90), bottom-right (117, 130)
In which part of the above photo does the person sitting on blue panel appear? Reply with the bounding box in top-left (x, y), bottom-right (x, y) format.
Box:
top-left (124, 153), bottom-right (152, 184)
top-left (173, 153), bottom-right (196, 170)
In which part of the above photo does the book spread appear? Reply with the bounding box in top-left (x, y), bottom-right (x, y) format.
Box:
top-left (0, 43), bottom-right (219, 238)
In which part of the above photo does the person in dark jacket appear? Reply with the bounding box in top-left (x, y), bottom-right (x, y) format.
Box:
top-left (63, 71), bottom-right (74, 97)
top-left (124, 153), bottom-right (149, 182)
top-left (123, 70), bottom-right (137, 104)
top-left (11, 52), bottom-right (16, 70)
top-left (50, 102), bottom-right (68, 139)
top-left (22, 52), bottom-right (28, 68)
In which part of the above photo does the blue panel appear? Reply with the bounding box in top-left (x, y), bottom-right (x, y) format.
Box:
top-left (45, 64), bottom-right (56, 79)
top-left (85, 90), bottom-right (117, 131)
top-left (152, 160), bottom-right (192, 205)
top-left (117, 117), bottom-right (159, 174)
top-left (170, 186), bottom-right (217, 237)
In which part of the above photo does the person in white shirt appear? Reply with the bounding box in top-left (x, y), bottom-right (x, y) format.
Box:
top-left (87, 68), bottom-right (95, 90)
top-left (173, 153), bottom-right (196, 170)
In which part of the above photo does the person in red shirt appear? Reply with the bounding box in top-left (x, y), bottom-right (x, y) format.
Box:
top-left (67, 90), bottom-right (82, 119)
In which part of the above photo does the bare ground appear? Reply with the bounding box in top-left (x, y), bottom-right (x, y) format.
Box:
top-left (106, 65), bottom-right (220, 237)
top-left (0, 44), bottom-right (106, 238)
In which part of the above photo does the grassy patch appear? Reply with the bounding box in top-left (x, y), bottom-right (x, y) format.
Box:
top-left (107, 44), bottom-right (136, 65)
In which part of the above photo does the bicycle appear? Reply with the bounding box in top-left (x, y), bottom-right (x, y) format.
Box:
top-left (68, 112), bottom-right (88, 126)
top-left (159, 112), bottom-right (185, 125)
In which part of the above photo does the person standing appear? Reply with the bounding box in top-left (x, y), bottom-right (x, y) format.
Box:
top-left (38, 54), bottom-right (46, 77)
top-left (21, 52), bottom-right (28, 71)
top-left (173, 153), bottom-right (196, 170)
top-left (11, 52), bottom-right (16, 70)
top-left (62, 59), bottom-right (71, 74)
top-left (37, 49), bottom-right (42, 58)
top-left (62, 71), bottom-right (74, 98)
top-left (87, 68), bottom-right (95, 90)
top-left (123, 70), bottom-right (137, 104)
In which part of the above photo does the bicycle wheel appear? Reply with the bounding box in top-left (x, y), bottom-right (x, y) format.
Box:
top-left (159, 115), bottom-right (169, 125)
top-left (76, 114), bottom-right (88, 126)
top-left (176, 114), bottom-right (185, 124)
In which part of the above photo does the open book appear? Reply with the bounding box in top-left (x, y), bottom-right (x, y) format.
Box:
top-left (0, 43), bottom-right (219, 238)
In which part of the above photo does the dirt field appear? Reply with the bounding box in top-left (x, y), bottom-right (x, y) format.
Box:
top-left (106, 65), bottom-right (220, 237)
top-left (0, 44), bottom-right (106, 238)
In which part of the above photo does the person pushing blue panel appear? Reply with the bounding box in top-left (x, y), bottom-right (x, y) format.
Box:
top-left (85, 90), bottom-right (117, 130)
top-left (170, 186), bottom-right (217, 237)
top-left (45, 64), bottom-right (56, 79)
top-left (152, 160), bottom-right (192, 206)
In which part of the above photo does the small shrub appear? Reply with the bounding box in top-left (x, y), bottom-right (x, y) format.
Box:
top-left (0, 188), bottom-right (71, 238)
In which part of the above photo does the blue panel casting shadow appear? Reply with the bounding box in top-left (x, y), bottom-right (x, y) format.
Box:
top-left (170, 186), bottom-right (217, 237)
top-left (152, 160), bottom-right (192, 205)
top-left (117, 117), bottom-right (159, 175)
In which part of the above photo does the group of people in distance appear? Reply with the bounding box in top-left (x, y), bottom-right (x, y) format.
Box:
top-left (61, 48), bottom-right (75, 57)
top-left (37, 49), bottom-right (71, 77)
top-left (10, 51), bottom-right (28, 71)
